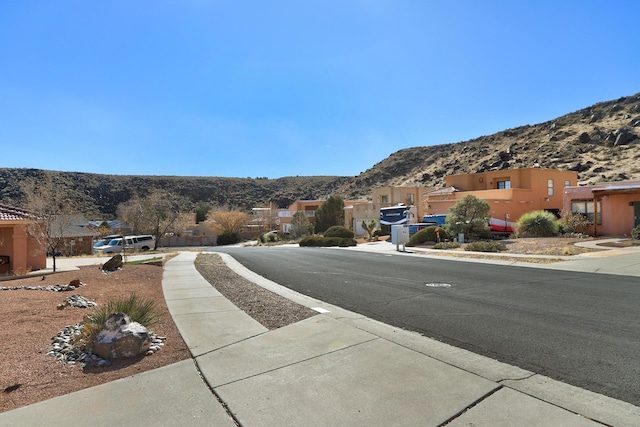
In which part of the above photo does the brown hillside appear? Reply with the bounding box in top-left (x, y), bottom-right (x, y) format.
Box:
top-left (338, 92), bottom-right (640, 199)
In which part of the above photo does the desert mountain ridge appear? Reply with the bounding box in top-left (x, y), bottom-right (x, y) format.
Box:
top-left (1, 91), bottom-right (639, 218)
top-left (337, 91), bottom-right (640, 199)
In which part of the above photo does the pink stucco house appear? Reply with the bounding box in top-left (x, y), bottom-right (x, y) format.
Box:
top-left (563, 180), bottom-right (640, 236)
top-left (0, 204), bottom-right (47, 275)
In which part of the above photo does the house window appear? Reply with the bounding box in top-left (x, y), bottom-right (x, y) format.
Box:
top-left (548, 179), bottom-right (554, 196)
top-left (406, 194), bottom-right (415, 205)
top-left (380, 195), bottom-right (389, 203)
top-left (571, 200), bottom-right (601, 224)
top-left (564, 180), bottom-right (571, 187)
top-left (497, 180), bottom-right (511, 189)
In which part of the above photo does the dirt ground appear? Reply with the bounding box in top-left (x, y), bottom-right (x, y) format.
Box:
top-left (0, 264), bottom-right (190, 414)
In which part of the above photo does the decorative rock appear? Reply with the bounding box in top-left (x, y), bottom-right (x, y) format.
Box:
top-left (57, 294), bottom-right (96, 309)
top-left (1, 283), bottom-right (85, 292)
top-left (91, 313), bottom-right (150, 360)
top-left (47, 322), bottom-right (164, 367)
top-left (101, 255), bottom-right (123, 272)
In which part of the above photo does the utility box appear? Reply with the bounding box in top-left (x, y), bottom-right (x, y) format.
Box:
top-left (391, 225), bottom-right (410, 252)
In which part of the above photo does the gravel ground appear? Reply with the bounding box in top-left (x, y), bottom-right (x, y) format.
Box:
top-left (194, 253), bottom-right (317, 330)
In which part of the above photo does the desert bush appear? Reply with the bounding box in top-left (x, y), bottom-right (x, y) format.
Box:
top-left (558, 210), bottom-right (592, 234)
top-left (299, 236), bottom-right (356, 247)
top-left (445, 195), bottom-right (491, 238)
top-left (299, 236), bottom-right (324, 247)
top-left (258, 231), bottom-right (279, 244)
top-left (464, 241), bottom-right (507, 252)
top-left (632, 225), bottom-right (640, 240)
top-left (408, 226), bottom-right (447, 246)
top-left (300, 236), bottom-right (358, 247)
top-left (433, 241), bottom-right (461, 249)
top-left (217, 231), bottom-right (241, 246)
top-left (515, 210), bottom-right (559, 237)
top-left (373, 229), bottom-right (388, 237)
top-left (323, 225), bottom-right (354, 239)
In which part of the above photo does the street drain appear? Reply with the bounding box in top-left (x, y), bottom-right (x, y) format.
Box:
top-left (425, 283), bottom-right (452, 288)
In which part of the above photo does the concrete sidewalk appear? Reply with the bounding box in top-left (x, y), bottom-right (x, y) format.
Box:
top-left (3, 250), bottom-right (639, 426)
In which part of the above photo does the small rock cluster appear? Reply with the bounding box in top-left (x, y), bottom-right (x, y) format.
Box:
top-left (1, 282), bottom-right (85, 292)
top-left (48, 323), bottom-right (166, 367)
top-left (57, 294), bottom-right (97, 309)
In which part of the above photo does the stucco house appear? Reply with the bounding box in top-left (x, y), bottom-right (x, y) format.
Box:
top-left (348, 186), bottom-right (434, 234)
top-left (422, 168), bottom-right (578, 231)
top-left (0, 204), bottom-right (47, 275)
top-left (563, 180), bottom-right (640, 236)
top-left (278, 199), bottom-right (369, 234)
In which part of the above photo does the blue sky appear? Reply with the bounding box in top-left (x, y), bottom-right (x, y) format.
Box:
top-left (1, 1), bottom-right (638, 179)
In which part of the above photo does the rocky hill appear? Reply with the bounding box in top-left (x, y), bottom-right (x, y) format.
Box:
top-left (1, 92), bottom-right (638, 216)
top-left (0, 170), bottom-right (349, 218)
top-left (337, 92), bottom-right (640, 199)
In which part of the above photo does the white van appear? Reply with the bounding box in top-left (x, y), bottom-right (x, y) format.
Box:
top-left (94, 235), bottom-right (156, 254)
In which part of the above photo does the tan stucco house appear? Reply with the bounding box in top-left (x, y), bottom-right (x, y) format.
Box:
top-left (423, 168), bottom-right (578, 231)
top-left (0, 204), bottom-right (47, 275)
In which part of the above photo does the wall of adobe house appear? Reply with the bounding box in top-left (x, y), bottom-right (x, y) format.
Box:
top-left (599, 193), bottom-right (639, 236)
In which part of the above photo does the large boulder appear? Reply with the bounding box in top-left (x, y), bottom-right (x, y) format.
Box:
top-left (101, 255), bottom-right (123, 272)
top-left (614, 129), bottom-right (637, 146)
top-left (91, 312), bottom-right (150, 360)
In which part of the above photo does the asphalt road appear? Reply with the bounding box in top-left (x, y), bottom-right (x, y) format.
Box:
top-left (215, 245), bottom-right (640, 406)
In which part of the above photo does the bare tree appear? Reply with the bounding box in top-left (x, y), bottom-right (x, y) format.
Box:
top-left (207, 209), bottom-right (249, 235)
top-left (117, 189), bottom-right (188, 249)
top-left (20, 174), bottom-right (79, 272)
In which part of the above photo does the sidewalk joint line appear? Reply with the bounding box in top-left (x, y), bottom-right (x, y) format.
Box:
top-left (437, 385), bottom-right (504, 426)
top-left (190, 358), bottom-right (243, 427)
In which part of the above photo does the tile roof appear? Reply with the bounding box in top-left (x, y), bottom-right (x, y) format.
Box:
top-left (0, 203), bottom-right (37, 221)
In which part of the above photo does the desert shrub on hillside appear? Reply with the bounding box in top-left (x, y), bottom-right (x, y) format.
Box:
top-left (515, 210), bottom-right (559, 237)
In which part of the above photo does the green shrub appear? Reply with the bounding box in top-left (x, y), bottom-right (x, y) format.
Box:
top-left (259, 231), bottom-right (279, 244)
top-left (408, 226), bottom-right (447, 246)
top-left (217, 232), bottom-right (241, 246)
top-left (515, 210), bottom-right (559, 237)
top-left (323, 226), bottom-right (354, 239)
top-left (465, 241), bottom-right (507, 252)
top-left (373, 229), bottom-right (388, 237)
top-left (299, 236), bottom-right (324, 247)
top-left (433, 241), bottom-right (461, 250)
top-left (632, 225), bottom-right (640, 240)
top-left (338, 238), bottom-right (357, 247)
top-left (558, 210), bottom-right (592, 235)
top-left (299, 236), bottom-right (357, 247)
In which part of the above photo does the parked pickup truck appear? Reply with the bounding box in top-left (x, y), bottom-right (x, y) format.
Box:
top-left (94, 235), bottom-right (156, 254)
